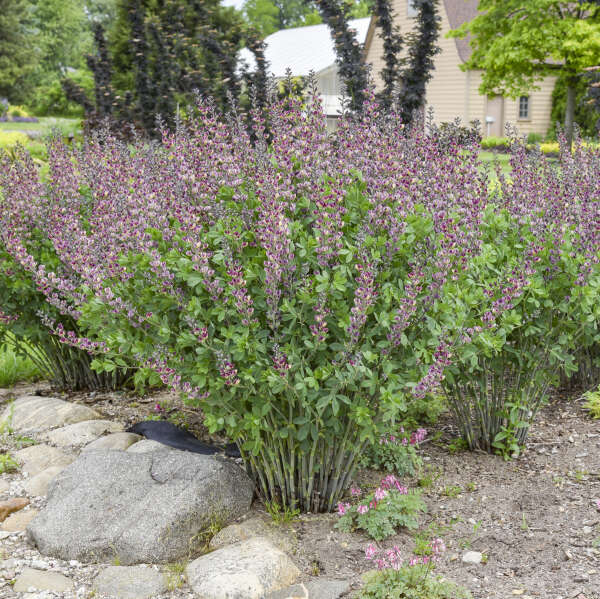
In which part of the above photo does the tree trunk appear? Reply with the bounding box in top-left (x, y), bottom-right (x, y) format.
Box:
top-left (564, 82), bottom-right (576, 149)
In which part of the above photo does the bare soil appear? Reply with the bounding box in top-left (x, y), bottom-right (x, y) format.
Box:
top-left (1, 383), bottom-right (599, 599)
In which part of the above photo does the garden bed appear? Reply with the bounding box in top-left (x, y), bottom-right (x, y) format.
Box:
top-left (1, 384), bottom-right (598, 598)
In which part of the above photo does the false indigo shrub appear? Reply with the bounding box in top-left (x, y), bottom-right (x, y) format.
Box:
top-left (2, 89), bottom-right (600, 507)
top-left (358, 428), bottom-right (426, 476)
top-left (0, 147), bottom-right (131, 391)
top-left (438, 136), bottom-right (600, 457)
top-left (336, 475), bottom-right (426, 541)
top-left (73, 94), bottom-right (486, 512)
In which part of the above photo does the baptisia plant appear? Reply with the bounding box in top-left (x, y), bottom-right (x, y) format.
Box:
top-left (15, 90), bottom-right (485, 512)
top-left (438, 134), bottom-right (600, 457)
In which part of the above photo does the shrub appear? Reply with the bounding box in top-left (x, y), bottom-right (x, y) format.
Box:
top-left (440, 135), bottom-right (600, 456)
top-left (480, 136), bottom-right (509, 150)
top-left (3, 93), bottom-right (484, 511)
top-left (7, 105), bottom-right (30, 118)
top-left (0, 132), bottom-right (29, 150)
top-left (2, 89), bottom-right (600, 510)
top-left (336, 475), bottom-right (426, 540)
top-left (0, 145), bottom-right (130, 391)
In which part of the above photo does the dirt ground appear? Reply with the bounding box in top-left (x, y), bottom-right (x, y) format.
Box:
top-left (1, 382), bottom-right (599, 599)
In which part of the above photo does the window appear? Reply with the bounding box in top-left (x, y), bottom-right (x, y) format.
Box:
top-left (519, 96), bottom-right (530, 119)
top-left (408, 0), bottom-right (418, 17)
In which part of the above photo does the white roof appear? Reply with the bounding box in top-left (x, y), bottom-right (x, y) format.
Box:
top-left (239, 18), bottom-right (371, 77)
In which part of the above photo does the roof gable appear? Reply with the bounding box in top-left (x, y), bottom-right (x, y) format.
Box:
top-left (442, 0), bottom-right (479, 62)
top-left (239, 18), bottom-right (371, 77)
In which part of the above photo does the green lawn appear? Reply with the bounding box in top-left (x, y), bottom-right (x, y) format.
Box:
top-left (478, 151), bottom-right (512, 176)
top-left (0, 117), bottom-right (81, 137)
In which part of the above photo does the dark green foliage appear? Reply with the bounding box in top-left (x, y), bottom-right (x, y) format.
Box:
top-left (373, 0), bottom-right (403, 110)
top-left (550, 71), bottom-right (599, 139)
top-left (396, 0), bottom-right (441, 123)
top-left (312, 0), bottom-right (369, 112)
top-left (0, 0), bottom-right (35, 103)
top-left (313, 0), bottom-right (440, 121)
top-left (64, 0), bottom-right (249, 136)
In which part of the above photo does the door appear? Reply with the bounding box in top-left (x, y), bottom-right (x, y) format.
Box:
top-left (485, 95), bottom-right (504, 137)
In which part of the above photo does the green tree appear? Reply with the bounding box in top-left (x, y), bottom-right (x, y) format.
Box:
top-left (243, 0), bottom-right (321, 36)
top-left (450, 1), bottom-right (600, 145)
top-left (0, 0), bottom-right (35, 103)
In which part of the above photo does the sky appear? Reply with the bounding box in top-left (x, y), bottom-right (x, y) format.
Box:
top-left (222, 0), bottom-right (245, 9)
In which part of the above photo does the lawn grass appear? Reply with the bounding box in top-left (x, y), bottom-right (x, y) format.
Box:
top-left (0, 342), bottom-right (41, 388)
top-left (478, 150), bottom-right (512, 176)
top-left (0, 117), bottom-right (81, 137)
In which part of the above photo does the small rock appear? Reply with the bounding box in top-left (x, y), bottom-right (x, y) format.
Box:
top-left (266, 584), bottom-right (308, 599)
top-left (1, 508), bottom-right (39, 532)
top-left (93, 565), bottom-right (168, 599)
top-left (0, 497), bottom-right (29, 522)
top-left (43, 420), bottom-right (124, 447)
top-left (22, 467), bottom-right (65, 497)
top-left (14, 445), bottom-right (75, 476)
top-left (0, 479), bottom-right (10, 494)
top-left (0, 396), bottom-right (100, 433)
top-left (574, 574), bottom-right (589, 583)
top-left (582, 526), bottom-right (593, 535)
top-left (462, 551), bottom-right (483, 565)
top-left (186, 536), bottom-right (300, 599)
top-left (267, 579), bottom-right (351, 599)
top-left (13, 567), bottom-right (74, 592)
top-left (210, 517), bottom-right (296, 553)
top-left (83, 432), bottom-right (142, 452)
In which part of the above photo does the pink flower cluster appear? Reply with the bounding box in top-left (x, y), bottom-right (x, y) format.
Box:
top-left (379, 427), bottom-right (427, 446)
top-left (365, 537), bottom-right (446, 571)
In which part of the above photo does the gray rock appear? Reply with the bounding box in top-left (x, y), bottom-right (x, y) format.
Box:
top-left (42, 420), bottom-right (124, 447)
top-left (0, 396), bottom-right (100, 433)
top-left (127, 439), bottom-right (175, 453)
top-left (15, 445), bottom-right (75, 476)
top-left (186, 536), bottom-right (300, 599)
top-left (22, 467), bottom-right (65, 497)
top-left (27, 449), bottom-right (254, 564)
top-left (83, 432), bottom-right (142, 452)
top-left (93, 565), bottom-right (168, 599)
top-left (210, 516), bottom-right (296, 553)
top-left (0, 479), bottom-right (10, 495)
top-left (266, 579), bottom-right (350, 599)
top-left (13, 567), bottom-right (74, 592)
top-left (461, 551), bottom-right (483, 565)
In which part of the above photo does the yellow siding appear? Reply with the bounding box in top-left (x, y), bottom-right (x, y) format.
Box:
top-left (363, 2), bottom-right (557, 136)
top-left (502, 77), bottom-right (558, 137)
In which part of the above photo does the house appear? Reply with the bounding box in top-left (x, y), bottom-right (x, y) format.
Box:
top-left (363, 0), bottom-right (557, 138)
top-left (238, 18), bottom-right (371, 129)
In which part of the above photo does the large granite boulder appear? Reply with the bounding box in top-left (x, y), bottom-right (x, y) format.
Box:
top-left (27, 449), bottom-right (254, 564)
top-left (0, 396), bottom-right (100, 433)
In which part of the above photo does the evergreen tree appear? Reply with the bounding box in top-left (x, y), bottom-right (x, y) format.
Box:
top-left (0, 0), bottom-right (36, 103)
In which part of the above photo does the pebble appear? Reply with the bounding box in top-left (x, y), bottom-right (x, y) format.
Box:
top-left (462, 551), bottom-right (483, 565)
